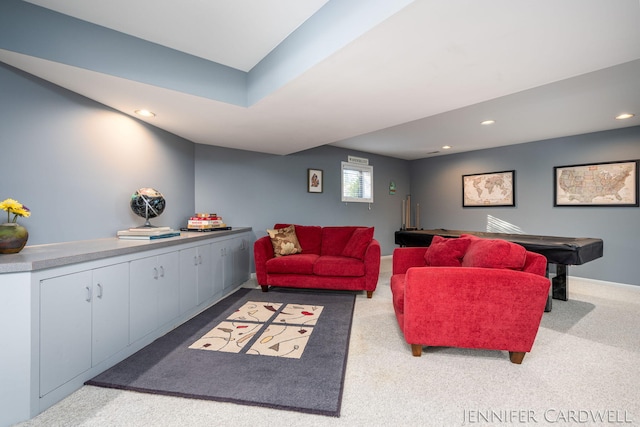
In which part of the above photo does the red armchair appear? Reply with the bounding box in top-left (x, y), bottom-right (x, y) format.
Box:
top-left (391, 235), bottom-right (550, 364)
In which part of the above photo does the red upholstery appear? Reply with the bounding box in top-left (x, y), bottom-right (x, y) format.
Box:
top-left (342, 227), bottom-right (375, 260)
top-left (391, 237), bottom-right (550, 363)
top-left (424, 235), bottom-right (471, 266)
top-left (274, 224), bottom-right (322, 254)
top-left (255, 224), bottom-right (381, 298)
top-left (461, 235), bottom-right (527, 269)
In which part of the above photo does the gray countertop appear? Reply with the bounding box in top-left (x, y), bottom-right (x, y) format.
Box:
top-left (0, 228), bottom-right (252, 273)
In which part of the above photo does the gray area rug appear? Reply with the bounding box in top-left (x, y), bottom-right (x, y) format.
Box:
top-left (86, 287), bottom-right (356, 417)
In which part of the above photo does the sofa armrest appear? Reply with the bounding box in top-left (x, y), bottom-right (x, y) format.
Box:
top-left (253, 235), bottom-right (274, 285)
top-left (392, 247), bottom-right (428, 275)
top-left (402, 267), bottom-right (550, 351)
top-left (363, 239), bottom-right (381, 292)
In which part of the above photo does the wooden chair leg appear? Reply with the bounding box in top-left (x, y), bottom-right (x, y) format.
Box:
top-left (411, 344), bottom-right (422, 357)
top-left (509, 351), bottom-right (526, 364)
top-left (366, 291), bottom-right (373, 298)
top-left (260, 285), bottom-right (269, 293)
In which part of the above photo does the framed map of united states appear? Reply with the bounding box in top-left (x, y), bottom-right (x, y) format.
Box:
top-left (554, 160), bottom-right (638, 207)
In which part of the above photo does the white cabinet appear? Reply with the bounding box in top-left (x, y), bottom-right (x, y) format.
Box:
top-left (40, 271), bottom-right (92, 397)
top-left (211, 239), bottom-right (227, 296)
top-left (0, 228), bottom-right (252, 427)
top-left (129, 252), bottom-right (180, 344)
top-left (231, 234), bottom-right (251, 287)
top-left (179, 243), bottom-right (213, 313)
top-left (39, 262), bottom-right (129, 397)
top-left (92, 263), bottom-right (130, 366)
top-left (212, 234), bottom-right (251, 293)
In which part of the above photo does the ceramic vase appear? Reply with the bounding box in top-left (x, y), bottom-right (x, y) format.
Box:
top-left (0, 223), bottom-right (29, 254)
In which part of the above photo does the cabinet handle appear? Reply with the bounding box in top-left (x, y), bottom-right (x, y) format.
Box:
top-left (153, 267), bottom-right (159, 280)
top-left (193, 255), bottom-right (198, 266)
top-left (198, 255), bottom-right (202, 265)
top-left (85, 286), bottom-right (92, 302)
top-left (160, 266), bottom-right (165, 278)
top-left (97, 283), bottom-right (103, 299)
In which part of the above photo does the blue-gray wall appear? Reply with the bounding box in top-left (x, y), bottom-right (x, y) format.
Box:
top-left (1, 63), bottom-right (195, 243)
top-left (194, 144), bottom-right (411, 256)
top-left (1, 60), bottom-right (638, 286)
top-left (410, 127), bottom-right (640, 285)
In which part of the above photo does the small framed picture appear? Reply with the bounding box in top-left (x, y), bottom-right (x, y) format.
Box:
top-left (308, 169), bottom-right (323, 193)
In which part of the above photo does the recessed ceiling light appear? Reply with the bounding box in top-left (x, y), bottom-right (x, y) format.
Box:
top-left (615, 113), bottom-right (635, 120)
top-left (135, 109), bottom-right (156, 118)
top-left (442, 145), bottom-right (452, 150)
top-left (481, 120), bottom-right (495, 125)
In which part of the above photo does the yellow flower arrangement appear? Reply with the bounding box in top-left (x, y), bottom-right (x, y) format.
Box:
top-left (0, 198), bottom-right (31, 223)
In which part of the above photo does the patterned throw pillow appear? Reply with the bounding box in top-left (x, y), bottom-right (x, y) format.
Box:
top-left (267, 224), bottom-right (302, 257)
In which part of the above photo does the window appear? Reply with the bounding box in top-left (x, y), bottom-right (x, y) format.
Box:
top-left (341, 162), bottom-right (373, 203)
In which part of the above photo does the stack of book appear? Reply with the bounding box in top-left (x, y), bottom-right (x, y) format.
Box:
top-left (117, 226), bottom-right (181, 240)
top-left (185, 213), bottom-right (230, 231)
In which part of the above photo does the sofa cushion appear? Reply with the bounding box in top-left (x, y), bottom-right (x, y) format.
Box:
top-left (461, 236), bottom-right (527, 270)
top-left (341, 227), bottom-right (374, 260)
top-left (313, 256), bottom-right (365, 277)
top-left (321, 227), bottom-right (359, 256)
top-left (424, 235), bottom-right (471, 267)
top-left (265, 253), bottom-right (319, 275)
top-left (267, 225), bottom-right (302, 257)
top-left (274, 224), bottom-right (322, 254)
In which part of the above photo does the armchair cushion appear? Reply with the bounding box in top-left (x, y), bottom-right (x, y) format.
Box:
top-left (424, 235), bottom-right (471, 267)
top-left (461, 235), bottom-right (526, 270)
top-left (267, 224), bottom-right (302, 257)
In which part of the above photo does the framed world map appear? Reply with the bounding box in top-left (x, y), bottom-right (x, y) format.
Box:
top-left (554, 160), bottom-right (639, 207)
top-left (462, 170), bottom-right (515, 207)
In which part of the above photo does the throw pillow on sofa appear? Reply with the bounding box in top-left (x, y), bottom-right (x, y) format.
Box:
top-left (341, 227), bottom-right (375, 260)
top-left (424, 235), bottom-right (471, 267)
top-left (267, 224), bottom-right (302, 257)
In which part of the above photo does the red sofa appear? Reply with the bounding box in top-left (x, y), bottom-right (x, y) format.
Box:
top-left (254, 224), bottom-right (381, 298)
top-left (391, 234), bottom-right (550, 363)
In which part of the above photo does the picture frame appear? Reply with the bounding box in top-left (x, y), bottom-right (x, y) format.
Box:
top-left (554, 160), bottom-right (638, 207)
top-left (462, 170), bottom-right (515, 207)
top-left (307, 168), bottom-right (323, 193)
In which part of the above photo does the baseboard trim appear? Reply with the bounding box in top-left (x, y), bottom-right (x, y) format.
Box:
top-left (570, 276), bottom-right (638, 290)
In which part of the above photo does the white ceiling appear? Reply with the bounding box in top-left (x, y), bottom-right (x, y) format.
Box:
top-left (3, 0), bottom-right (640, 160)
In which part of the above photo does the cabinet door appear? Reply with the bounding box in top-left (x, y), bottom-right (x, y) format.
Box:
top-left (231, 235), bottom-right (250, 287)
top-left (196, 244), bottom-right (213, 305)
top-left (157, 251), bottom-right (180, 328)
top-left (179, 247), bottom-right (198, 314)
top-left (40, 271), bottom-right (92, 397)
top-left (211, 240), bottom-right (226, 298)
top-left (92, 263), bottom-right (130, 366)
top-left (129, 255), bottom-right (158, 343)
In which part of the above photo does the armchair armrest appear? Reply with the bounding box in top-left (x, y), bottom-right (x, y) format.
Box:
top-left (253, 235), bottom-right (274, 285)
top-left (392, 247), bottom-right (428, 275)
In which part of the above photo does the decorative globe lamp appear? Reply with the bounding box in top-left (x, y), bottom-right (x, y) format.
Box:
top-left (130, 188), bottom-right (166, 228)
